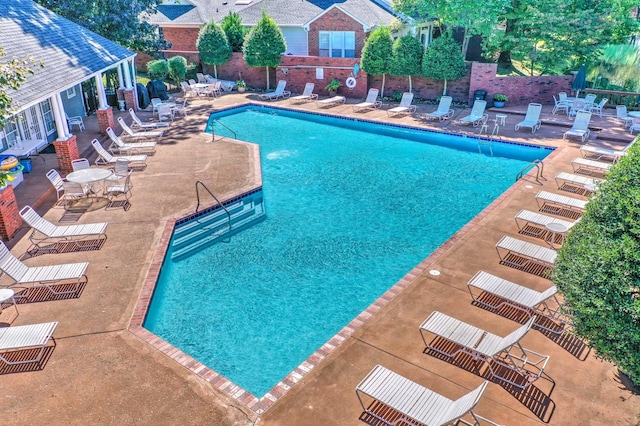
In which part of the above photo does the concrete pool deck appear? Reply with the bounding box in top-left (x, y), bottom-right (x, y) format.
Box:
top-left (2, 92), bottom-right (639, 425)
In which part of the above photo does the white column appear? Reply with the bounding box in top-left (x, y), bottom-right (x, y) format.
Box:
top-left (130, 57), bottom-right (139, 108)
top-left (117, 63), bottom-right (125, 90)
top-left (95, 73), bottom-right (108, 109)
top-left (53, 93), bottom-right (70, 140)
top-left (123, 60), bottom-right (133, 89)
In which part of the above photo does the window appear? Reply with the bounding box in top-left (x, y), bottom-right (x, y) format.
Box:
top-left (40, 99), bottom-right (56, 134)
top-left (66, 86), bottom-right (76, 99)
top-left (319, 31), bottom-right (355, 58)
top-left (0, 118), bottom-right (18, 150)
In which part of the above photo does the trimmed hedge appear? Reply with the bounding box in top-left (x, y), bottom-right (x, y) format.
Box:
top-left (553, 137), bottom-right (640, 385)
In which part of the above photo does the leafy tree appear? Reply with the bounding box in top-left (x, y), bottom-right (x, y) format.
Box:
top-left (243, 12), bottom-right (286, 90)
top-left (197, 21), bottom-right (232, 79)
top-left (146, 59), bottom-right (169, 81)
top-left (389, 35), bottom-right (423, 93)
top-left (168, 56), bottom-right (187, 86)
top-left (0, 40), bottom-right (37, 128)
top-left (422, 33), bottom-right (466, 96)
top-left (221, 12), bottom-right (247, 53)
top-left (553, 140), bottom-right (640, 386)
top-left (361, 27), bottom-right (393, 97)
top-left (35, 0), bottom-right (168, 54)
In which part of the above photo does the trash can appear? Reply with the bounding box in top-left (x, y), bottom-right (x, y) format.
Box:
top-left (19, 158), bottom-right (32, 173)
top-left (474, 90), bottom-right (487, 101)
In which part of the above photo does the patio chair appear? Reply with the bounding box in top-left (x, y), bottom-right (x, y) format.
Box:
top-left (514, 103), bottom-right (542, 133)
top-left (616, 105), bottom-right (634, 128)
top-left (259, 80), bottom-right (291, 101)
top-left (0, 321), bottom-right (58, 368)
top-left (580, 138), bottom-right (635, 162)
top-left (352, 88), bottom-right (382, 112)
top-left (590, 98), bottom-right (607, 117)
top-left (467, 271), bottom-right (571, 335)
top-left (150, 98), bottom-right (162, 117)
top-left (568, 99), bottom-right (586, 117)
top-left (129, 109), bottom-right (170, 129)
top-left (420, 311), bottom-right (550, 389)
top-left (535, 190), bottom-right (587, 218)
top-left (458, 100), bottom-right (487, 126)
top-left (180, 81), bottom-right (195, 98)
top-left (46, 169), bottom-right (65, 200)
top-left (496, 235), bottom-right (557, 277)
top-left (105, 171), bottom-right (133, 211)
top-left (630, 117), bottom-right (640, 135)
top-left (316, 96), bottom-right (345, 108)
top-left (61, 181), bottom-right (89, 207)
top-left (117, 117), bottom-right (164, 140)
top-left (91, 139), bottom-right (147, 170)
top-left (196, 72), bottom-right (206, 83)
top-left (426, 96), bottom-right (454, 121)
top-left (583, 93), bottom-right (597, 109)
top-left (157, 104), bottom-right (173, 122)
top-left (563, 110), bottom-right (591, 143)
top-left (551, 95), bottom-right (569, 115)
top-left (0, 241), bottom-right (88, 297)
top-left (71, 158), bottom-right (90, 172)
top-left (172, 98), bottom-right (188, 119)
top-left (65, 113), bottom-right (85, 132)
top-left (19, 205), bottom-right (107, 253)
top-left (188, 79), bottom-right (196, 86)
top-left (387, 92), bottom-right (416, 117)
top-left (289, 83), bottom-right (318, 104)
top-left (211, 81), bottom-right (223, 97)
top-left (356, 365), bottom-right (500, 426)
top-left (106, 127), bottom-right (156, 155)
top-left (570, 157), bottom-right (612, 176)
top-left (555, 171), bottom-right (602, 195)
top-left (514, 209), bottom-right (579, 243)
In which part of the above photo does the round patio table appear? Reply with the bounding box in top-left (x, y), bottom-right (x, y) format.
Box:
top-left (66, 168), bottom-right (113, 199)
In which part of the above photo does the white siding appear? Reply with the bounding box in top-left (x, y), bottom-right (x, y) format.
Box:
top-left (281, 27), bottom-right (308, 56)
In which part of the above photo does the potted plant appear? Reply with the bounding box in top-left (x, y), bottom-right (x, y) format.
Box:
top-left (493, 93), bottom-right (508, 108)
top-left (236, 79), bottom-right (247, 93)
top-left (325, 78), bottom-right (342, 96)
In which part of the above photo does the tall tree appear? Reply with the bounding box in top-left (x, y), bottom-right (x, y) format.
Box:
top-left (221, 12), bottom-right (247, 53)
top-left (361, 27), bottom-right (393, 97)
top-left (243, 12), bottom-right (286, 90)
top-left (35, 0), bottom-right (167, 54)
top-left (389, 35), bottom-right (424, 93)
top-left (0, 40), bottom-right (37, 128)
top-left (197, 21), bottom-right (232, 79)
top-left (422, 33), bottom-right (466, 96)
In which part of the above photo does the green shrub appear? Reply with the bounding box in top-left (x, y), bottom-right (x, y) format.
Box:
top-left (146, 59), bottom-right (169, 81)
top-left (168, 56), bottom-right (187, 85)
top-left (553, 137), bottom-right (640, 385)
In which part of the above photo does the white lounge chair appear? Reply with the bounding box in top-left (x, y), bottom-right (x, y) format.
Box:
top-left (420, 311), bottom-right (550, 389)
top-left (467, 271), bottom-right (571, 335)
top-left (616, 105), bottom-right (634, 128)
top-left (117, 117), bottom-right (164, 140)
top-left (515, 209), bottom-right (579, 244)
top-left (129, 109), bottom-right (170, 129)
top-left (316, 96), bottom-right (345, 108)
top-left (555, 171), bottom-right (602, 195)
top-left (563, 110), bottom-right (591, 143)
top-left (356, 365), bottom-right (500, 426)
top-left (570, 157), bottom-right (612, 176)
top-left (495, 235), bottom-right (557, 278)
top-left (515, 103), bottom-right (542, 133)
top-left (106, 127), bottom-right (156, 155)
top-left (289, 83), bottom-right (318, 104)
top-left (259, 80), bottom-right (291, 101)
top-left (19, 205), bottom-right (108, 253)
top-left (352, 88), bottom-right (382, 112)
top-left (535, 190), bottom-right (587, 218)
top-left (0, 321), bottom-right (58, 368)
top-left (91, 139), bottom-right (147, 170)
top-left (387, 92), bottom-right (416, 117)
top-left (0, 241), bottom-right (88, 297)
top-left (580, 139), bottom-right (635, 162)
top-left (459, 100), bottom-right (487, 126)
top-left (426, 96), bottom-right (454, 121)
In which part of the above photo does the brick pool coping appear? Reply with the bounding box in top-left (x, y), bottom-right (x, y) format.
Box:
top-left (128, 105), bottom-right (566, 415)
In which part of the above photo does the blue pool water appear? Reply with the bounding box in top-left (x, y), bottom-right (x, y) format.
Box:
top-left (145, 106), bottom-right (551, 397)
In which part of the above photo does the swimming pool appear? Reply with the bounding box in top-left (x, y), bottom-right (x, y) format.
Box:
top-left (144, 106), bottom-right (551, 397)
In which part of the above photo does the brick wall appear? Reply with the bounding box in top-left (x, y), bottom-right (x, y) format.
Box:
top-left (469, 62), bottom-right (573, 106)
top-left (216, 52), bottom-right (274, 90)
top-left (163, 27), bottom-right (200, 55)
top-left (54, 135), bottom-right (80, 176)
top-left (278, 56), bottom-right (366, 98)
top-left (96, 107), bottom-right (115, 136)
top-left (0, 185), bottom-right (21, 241)
top-left (308, 8), bottom-right (366, 57)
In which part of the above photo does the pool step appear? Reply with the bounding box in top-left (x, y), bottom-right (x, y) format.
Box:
top-left (171, 192), bottom-right (265, 260)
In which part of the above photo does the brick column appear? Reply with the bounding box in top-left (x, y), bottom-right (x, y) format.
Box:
top-left (0, 185), bottom-right (21, 240)
top-left (54, 135), bottom-right (80, 175)
top-left (96, 106), bottom-right (115, 135)
top-left (122, 89), bottom-right (136, 112)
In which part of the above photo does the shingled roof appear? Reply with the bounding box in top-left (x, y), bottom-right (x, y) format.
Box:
top-left (0, 0), bottom-right (135, 110)
top-left (149, 0), bottom-right (253, 26)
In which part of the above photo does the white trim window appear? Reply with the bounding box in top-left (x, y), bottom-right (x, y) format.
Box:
top-left (319, 31), bottom-right (356, 58)
top-left (40, 99), bottom-right (56, 135)
top-left (0, 119), bottom-right (19, 149)
top-left (66, 86), bottom-right (76, 98)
